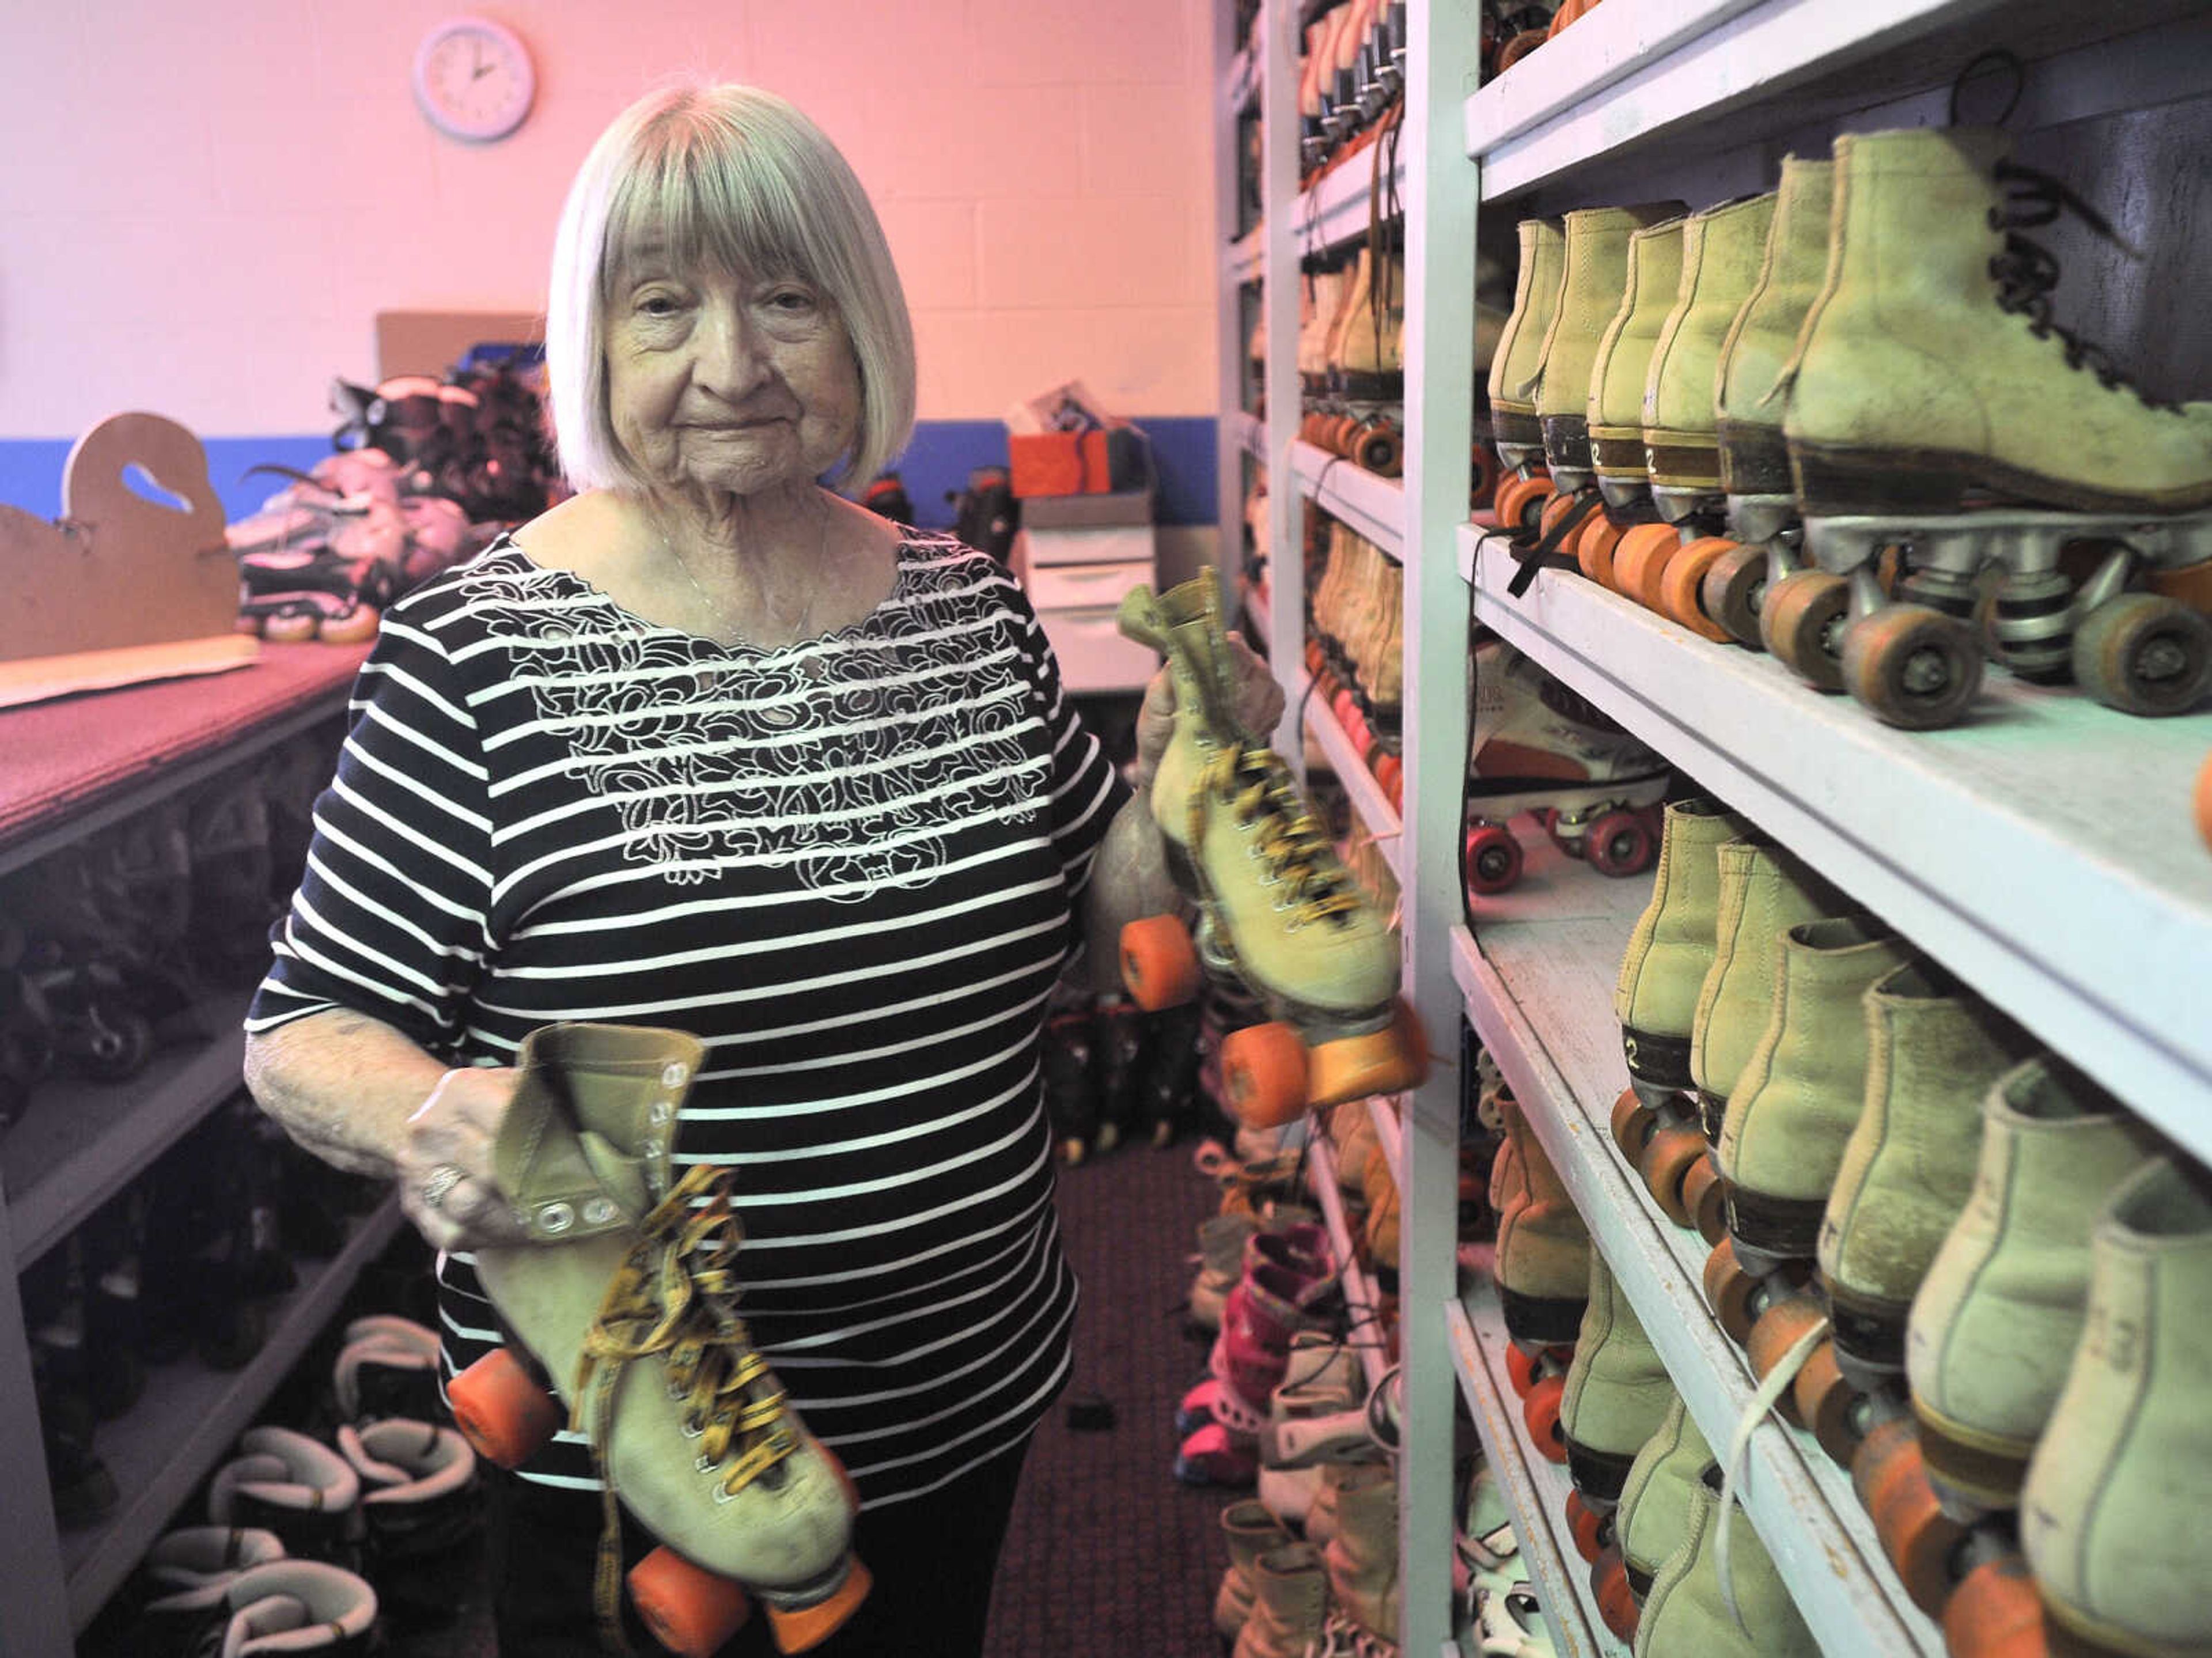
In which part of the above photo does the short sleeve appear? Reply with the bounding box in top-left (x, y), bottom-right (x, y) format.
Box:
top-left (991, 566), bottom-right (1131, 901)
top-left (246, 605), bottom-right (496, 1054)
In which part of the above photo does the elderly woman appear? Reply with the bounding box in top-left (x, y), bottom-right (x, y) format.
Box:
top-left (243, 82), bottom-right (1278, 1658)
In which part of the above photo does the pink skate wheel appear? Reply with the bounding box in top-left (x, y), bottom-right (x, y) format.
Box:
top-left (1174, 1421), bottom-right (1259, 1487)
top-left (1584, 809), bottom-right (1656, 878)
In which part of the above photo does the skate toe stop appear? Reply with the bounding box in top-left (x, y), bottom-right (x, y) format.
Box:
top-left (766, 1559), bottom-right (873, 1653)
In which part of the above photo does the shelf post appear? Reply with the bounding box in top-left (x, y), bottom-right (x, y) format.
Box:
top-left (0, 1199), bottom-right (74, 1656)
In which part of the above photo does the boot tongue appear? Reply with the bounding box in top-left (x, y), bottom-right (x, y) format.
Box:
top-left (579, 1131), bottom-right (652, 1219)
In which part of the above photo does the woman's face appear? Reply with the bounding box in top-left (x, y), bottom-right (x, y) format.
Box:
top-left (604, 251), bottom-right (861, 499)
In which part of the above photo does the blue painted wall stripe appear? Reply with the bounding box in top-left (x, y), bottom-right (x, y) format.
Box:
top-left (0, 418), bottom-right (1218, 530)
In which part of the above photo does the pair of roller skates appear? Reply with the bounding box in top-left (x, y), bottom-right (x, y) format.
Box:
top-left (1115, 578), bottom-right (1427, 1129)
top-left (443, 1025), bottom-right (868, 1655)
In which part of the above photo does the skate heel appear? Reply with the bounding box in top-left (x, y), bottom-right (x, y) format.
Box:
top-left (1789, 442), bottom-right (1978, 519)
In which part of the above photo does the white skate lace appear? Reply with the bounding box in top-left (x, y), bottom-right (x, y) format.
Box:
top-left (1196, 747), bottom-right (1365, 929)
top-left (574, 1162), bottom-right (800, 1649)
top-left (1713, 1311), bottom-right (1830, 1634)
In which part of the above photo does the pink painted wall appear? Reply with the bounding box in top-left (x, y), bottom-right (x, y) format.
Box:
top-left (0, 0), bottom-right (1220, 439)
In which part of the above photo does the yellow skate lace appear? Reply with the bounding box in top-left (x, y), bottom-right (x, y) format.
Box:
top-left (574, 1162), bottom-right (798, 1650)
top-left (1196, 747), bottom-right (1365, 930)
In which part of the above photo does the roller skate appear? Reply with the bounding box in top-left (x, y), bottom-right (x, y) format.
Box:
top-left (1866, 1055), bottom-right (2162, 1641)
top-left (1633, 1466), bottom-right (1817, 1657)
top-left (1556, 1251), bottom-right (1674, 1570)
top-left (1609, 800), bottom-right (1745, 1233)
top-left (1486, 219), bottom-right (1566, 537)
top-left (1611, 1396), bottom-right (1709, 1620)
top-left (444, 1024), bottom-right (868, 1656)
top-left (1319, 244), bottom-right (1407, 479)
top-left (1116, 578), bottom-right (1426, 1129)
top-left (1606, 192), bottom-right (1778, 633)
top-left (1775, 127), bottom-right (2212, 727)
top-left (1694, 156), bottom-right (1835, 650)
top-left (1517, 205), bottom-right (1684, 592)
top-left (1577, 215), bottom-right (1685, 594)
top-left (1490, 1088), bottom-right (1588, 1440)
top-left (1461, 637), bottom-right (1669, 894)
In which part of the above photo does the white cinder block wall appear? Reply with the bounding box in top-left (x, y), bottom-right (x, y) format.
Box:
top-left (0, 0), bottom-right (1221, 440)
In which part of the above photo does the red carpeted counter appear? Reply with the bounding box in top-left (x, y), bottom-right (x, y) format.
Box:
top-left (0, 642), bottom-right (371, 864)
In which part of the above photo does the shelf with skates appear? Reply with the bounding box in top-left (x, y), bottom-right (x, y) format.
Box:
top-left (1227, 139), bottom-right (1408, 283)
top-left (1294, 440), bottom-right (1406, 557)
top-left (1465, 0), bottom-right (2209, 200)
top-left (59, 1192), bottom-right (406, 1629)
top-left (1224, 34), bottom-right (1261, 122)
top-left (1302, 680), bottom-right (1403, 884)
top-left (1449, 823), bottom-right (1944, 1656)
top-left (1447, 1250), bottom-right (1626, 1658)
top-left (1455, 529), bottom-right (2212, 1166)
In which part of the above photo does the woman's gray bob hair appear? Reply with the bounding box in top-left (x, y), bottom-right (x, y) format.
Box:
top-left (545, 82), bottom-right (916, 493)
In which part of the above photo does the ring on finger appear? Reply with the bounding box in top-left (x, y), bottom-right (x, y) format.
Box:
top-left (421, 1163), bottom-right (467, 1212)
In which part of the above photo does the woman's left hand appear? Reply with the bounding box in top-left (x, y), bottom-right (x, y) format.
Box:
top-left (1131, 631), bottom-right (1286, 793)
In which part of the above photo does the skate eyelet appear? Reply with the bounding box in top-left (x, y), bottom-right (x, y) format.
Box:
top-left (537, 1202), bottom-right (575, 1234)
top-left (695, 1454), bottom-right (718, 1475)
top-left (649, 1099), bottom-right (672, 1124)
top-left (680, 1413), bottom-right (704, 1437)
top-left (583, 1197), bottom-right (616, 1225)
top-left (661, 1064), bottom-right (687, 1087)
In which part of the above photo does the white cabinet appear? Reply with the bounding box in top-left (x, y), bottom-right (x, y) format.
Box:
top-left (1014, 525), bottom-right (1161, 693)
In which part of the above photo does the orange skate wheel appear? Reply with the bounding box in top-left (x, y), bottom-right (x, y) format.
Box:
top-left (1565, 1489), bottom-right (1611, 1564)
top-left (1370, 752), bottom-right (1401, 797)
top-left (1221, 1021), bottom-right (1310, 1127)
top-left (1495, 27), bottom-right (1548, 71)
top-left (2196, 751), bottom-right (2212, 852)
top-left (1119, 915), bottom-right (1203, 1012)
top-left (1792, 1337), bottom-right (1864, 1469)
top-left (1592, 1546), bottom-right (1640, 1641)
top-left (1470, 446), bottom-right (1501, 513)
top-left (1944, 1550), bottom-right (2054, 1658)
top-left (1745, 1289), bottom-right (1829, 1430)
top-left (1609, 1088), bottom-right (1658, 1164)
top-left (1506, 1341), bottom-right (1543, 1399)
top-left (630, 1547), bottom-right (753, 1657)
top-left (1353, 423), bottom-right (1402, 477)
top-left (320, 606), bottom-right (382, 646)
top-left (1701, 540), bottom-right (1771, 649)
top-left (1577, 516), bottom-right (1627, 590)
top-left (1842, 604), bottom-right (1985, 730)
top-left (1761, 569), bottom-right (1850, 691)
top-left (1304, 639), bottom-right (1326, 677)
top-left (448, 1349), bottom-right (565, 1468)
top-left (1464, 821), bottom-right (1524, 895)
top-left (1301, 411), bottom-right (1330, 447)
top-left (1638, 1123), bottom-right (1708, 1229)
top-left (1382, 765), bottom-right (1403, 813)
top-left (1659, 537), bottom-right (1736, 641)
top-left (1609, 523), bottom-right (1683, 614)
top-left (1584, 809), bottom-right (1656, 879)
top-left (1523, 1372), bottom-right (1569, 1463)
top-left (1854, 1416), bottom-right (1967, 1618)
top-left (1331, 686), bottom-right (1359, 732)
top-left (1495, 473), bottom-right (1554, 536)
top-left (1537, 490), bottom-right (1584, 549)
top-left (1681, 1154), bottom-right (1727, 1244)
top-left (763, 1560), bottom-right (873, 1654)
top-left (2147, 554), bottom-right (2212, 612)
top-left (1703, 1236), bottom-right (1764, 1350)
top-left (2073, 592), bottom-right (2212, 717)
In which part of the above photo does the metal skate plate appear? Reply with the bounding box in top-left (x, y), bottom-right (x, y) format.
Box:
top-left (1805, 508), bottom-right (2212, 577)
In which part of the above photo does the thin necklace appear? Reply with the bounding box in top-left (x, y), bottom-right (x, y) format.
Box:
top-left (660, 495), bottom-right (831, 652)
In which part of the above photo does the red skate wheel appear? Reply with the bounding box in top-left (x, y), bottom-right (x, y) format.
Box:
top-left (1382, 765), bottom-right (1403, 813)
top-left (1843, 604), bottom-right (1985, 731)
top-left (1792, 1337), bottom-right (1864, 1468)
top-left (1593, 1546), bottom-right (1640, 1641)
top-left (1523, 1372), bottom-right (1568, 1463)
top-left (1854, 1416), bottom-right (1967, 1619)
top-left (1702, 540), bottom-right (1771, 649)
top-left (1120, 915), bottom-right (1203, 1012)
top-left (1944, 1550), bottom-right (2054, 1658)
top-left (1761, 569), bottom-right (1850, 692)
top-left (1470, 446), bottom-right (1501, 513)
top-left (1745, 1289), bottom-right (1828, 1430)
top-left (1638, 1123), bottom-right (1708, 1229)
top-left (1565, 1489), bottom-right (1611, 1563)
top-left (1609, 1088), bottom-right (1658, 1164)
top-left (1371, 752), bottom-right (1401, 796)
top-left (763, 1559), bottom-right (873, 1654)
top-left (1702, 1236), bottom-right (1764, 1350)
top-left (1506, 1341), bottom-right (1543, 1399)
top-left (1660, 537), bottom-right (1736, 641)
top-left (631, 1547), bottom-right (754, 1657)
top-left (1464, 822), bottom-right (1524, 895)
top-left (1577, 516), bottom-right (1627, 590)
top-left (1304, 639), bottom-right (1326, 677)
top-left (448, 1349), bottom-right (565, 1468)
top-left (1221, 1021), bottom-right (1311, 1129)
top-left (1495, 474), bottom-right (1553, 537)
top-left (1331, 685), bottom-right (1359, 730)
top-left (1584, 809), bottom-right (1656, 879)
top-left (1681, 1154), bottom-right (1727, 1244)
top-left (1611, 523), bottom-right (1683, 615)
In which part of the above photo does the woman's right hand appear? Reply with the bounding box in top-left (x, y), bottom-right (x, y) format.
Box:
top-left (397, 1065), bottom-right (533, 1254)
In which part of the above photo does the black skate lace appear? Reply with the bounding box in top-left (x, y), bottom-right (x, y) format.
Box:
top-left (575, 1162), bottom-right (798, 1648)
top-left (1986, 161), bottom-right (2175, 411)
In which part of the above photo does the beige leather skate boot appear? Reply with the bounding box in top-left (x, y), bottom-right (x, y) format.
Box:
top-left (1690, 839), bottom-right (1848, 1145)
top-left (1488, 219), bottom-right (1568, 473)
top-left (1908, 1056), bottom-right (2162, 1515)
top-left (1493, 1091), bottom-right (1591, 1346)
top-left (1325, 247), bottom-right (1374, 388)
top-left (1119, 580), bottom-right (1419, 1123)
top-left (1614, 799), bottom-right (1747, 1106)
top-left (1633, 1469), bottom-right (1816, 1658)
top-left (1234, 1540), bottom-right (1331, 1658)
top-left (2022, 1157), bottom-right (2212, 1658)
top-left (452, 1024), bottom-right (864, 1653)
top-left (1783, 127), bottom-right (2212, 517)
top-left (1587, 218), bottom-right (1687, 531)
top-left (1718, 916), bottom-right (1914, 1275)
top-left (1324, 1462), bottom-right (1400, 1642)
top-left (1817, 962), bottom-right (2035, 1389)
top-left (1536, 205), bottom-right (1685, 495)
top-left (1613, 1396), bottom-right (1711, 1601)
top-left (1301, 268), bottom-right (1350, 396)
top-left (1339, 247), bottom-right (1405, 400)
top-left (1215, 1498), bottom-right (1296, 1641)
top-left (1560, 1250), bottom-right (1677, 1504)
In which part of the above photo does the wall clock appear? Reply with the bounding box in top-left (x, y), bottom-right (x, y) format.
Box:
top-left (412, 17), bottom-right (536, 142)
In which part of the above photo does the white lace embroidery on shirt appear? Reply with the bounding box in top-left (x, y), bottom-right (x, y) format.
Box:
top-left (452, 537), bottom-right (1044, 895)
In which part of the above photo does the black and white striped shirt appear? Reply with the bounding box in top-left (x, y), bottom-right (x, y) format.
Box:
top-left (248, 529), bottom-right (1126, 1508)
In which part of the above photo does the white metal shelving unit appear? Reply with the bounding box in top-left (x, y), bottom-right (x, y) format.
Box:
top-left (1217, 2), bottom-right (2212, 1656)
